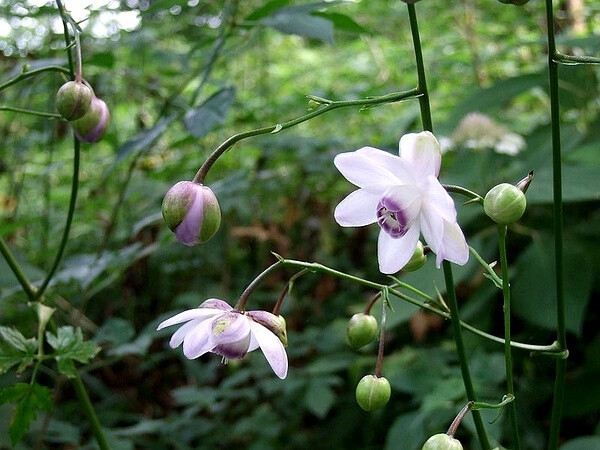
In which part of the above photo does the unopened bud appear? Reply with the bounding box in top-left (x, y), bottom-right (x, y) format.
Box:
top-left (56, 81), bottom-right (92, 121)
top-left (422, 434), bottom-right (464, 450)
top-left (162, 181), bottom-right (221, 246)
top-left (347, 313), bottom-right (378, 349)
top-left (247, 311), bottom-right (287, 346)
top-left (516, 170), bottom-right (534, 194)
top-left (355, 375), bottom-right (391, 411)
top-left (484, 183), bottom-right (526, 225)
top-left (403, 241), bottom-right (427, 272)
top-left (72, 97), bottom-right (110, 142)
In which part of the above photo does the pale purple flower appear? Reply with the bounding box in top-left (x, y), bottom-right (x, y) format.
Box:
top-left (157, 299), bottom-right (288, 379)
top-left (334, 131), bottom-right (469, 274)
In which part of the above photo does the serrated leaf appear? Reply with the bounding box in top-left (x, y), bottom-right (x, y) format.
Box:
top-left (56, 358), bottom-right (77, 378)
top-left (0, 383), bottom-right (52, 446)
top-left (0, 326), bottom-right (36, 354)
top-left (183, 87), bottom-right (236, 138)
top-left (46, 326), bottom-right (100, 366)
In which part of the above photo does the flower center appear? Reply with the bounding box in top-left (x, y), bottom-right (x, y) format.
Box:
top-left (377, 197), bottom-right (412, 238)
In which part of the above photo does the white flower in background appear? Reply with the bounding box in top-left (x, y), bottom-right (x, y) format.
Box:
top-left (449, 112), bottom-right (525, 155)
top-left (157, 299), bottom-right (288, 379)
top-left (334, 131), bottom-right (469, 274)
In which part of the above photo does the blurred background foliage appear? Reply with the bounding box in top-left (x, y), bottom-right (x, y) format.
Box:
top-left (0, 0), bottom-right (599, 448)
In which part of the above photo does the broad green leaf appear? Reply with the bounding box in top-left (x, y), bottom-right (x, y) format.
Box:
top-left (259, 6), bottom-right (335, 44)
top-left (560, 436), bottom-right (600, 450)
top-left (303, 378), bottom-right (336, 418)
top-left (245, 0), bottom-right (293, 22)
top-left (0, 342), bottom-right (34, 374)
top-left (46, 327), bottom-right (100, 377)
top-left (384, 410), bottom-right (425, 450)
top-left (0, 383), bottom-right (52, 446)
top-left (526, 164), bottom-right (600, 204)
top-left (312, 12), bottom-right (370, 34)
top-left (0, 327), bottom-right (36, 354)
top-left (115, 113), bottom-right (178, 163)
top-left (183, 87), bottom-right (236, 138)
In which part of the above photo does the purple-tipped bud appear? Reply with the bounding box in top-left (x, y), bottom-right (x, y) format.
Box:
top-left (347, 313), bottom-right (378, 349)
top-left (484, 183), bottom-right (526, 225)
top-left (56, 81), bottom-right (93, 121)
top-left (72, 97), bottom-right (110, 143)
top-left (516, 170), bottom-right (534, 194)
top-left (162, 181), bottom-right (221, 246)
top-left (355, 375), bottom-right (391, 411)
top-left (247, 311), bottom-right (288, 346)
top-left (421, 434), bottom-right (464, 450)
top-left (403, 241), bottom-right (427, 272)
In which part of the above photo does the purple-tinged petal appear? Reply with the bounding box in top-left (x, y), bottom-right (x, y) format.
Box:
top-left (421, 175), bottom-right (457, 222)
top-left (211, 312), bottom-right (251, 345)
top-left (249, 321), bottom-right (288, 379)
top-left (213, 333), bottom-right (252, 359)
top-left (157, 308), bottom-right (221, 330)
top-left (175, 187), bottom-right (204, 246)
top-left (169, 319), bottom-right (200, 348)
top-left (199, 298), bottom-right (233, 311)
top-left (376, 185), bottom-right (422, 238)
top-left (246, 311), bottom-right (287, 346)
top-left (182, 318), bottom-right (216, 359)
top-left (377, 224), bottom-right (420, 274)
top-left (399, 131), bottom-right (441, 178)
top-left (334, 149), bottom-right (404, 191)
top-left (334, 189), bottom-right (380, 227)
top-left (354, 147), bottom-right (416, 184)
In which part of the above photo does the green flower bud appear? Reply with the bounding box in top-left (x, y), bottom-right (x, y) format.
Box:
top-left (355, 375), bottom-right (391, 411)
top-left (56, 81), bottom-right (93, 121)
top-left (72, 97), bottom-right (110, 143)
top-left (162, 181), bottom-right (221, 246)
top-left (484, 183), bottom-right (526, 225)
top-left (347, 313), bottom-right (378, 349)
top-left (422, 434), bottom-right (464, 450)
top-left (403, 241), bottom-right (427, 272)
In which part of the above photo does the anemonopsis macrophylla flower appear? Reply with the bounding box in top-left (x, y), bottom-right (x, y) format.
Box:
top-left (334, 131), bottom-right (469, 274)
top-left (157, 299), bottom-right (288, 379)
top-left (162, 181), bottom-right (221, 246)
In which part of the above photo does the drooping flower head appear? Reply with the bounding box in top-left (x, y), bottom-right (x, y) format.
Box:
top-left (157, 299), bottom-right (288, 379)
top-left (334, 131), bottom-right (469, 274)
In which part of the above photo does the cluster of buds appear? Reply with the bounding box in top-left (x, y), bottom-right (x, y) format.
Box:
top-left (55, 80), bottom-right (110, 143)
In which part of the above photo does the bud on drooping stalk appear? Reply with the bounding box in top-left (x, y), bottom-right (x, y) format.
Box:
top-left (162, 181), bottom-right (221, 246)
top-left (484, 183), bottom-right (526, 225)
top-left (56, 81), bottom-right (93, 121)
top-left (355, 374), bottom-right (391, 411)
top-left (246, 311), bottom-right (288, 346)
top-left (72, 97), bottom-right (110, 143)
top-left (421, 434), bottom-right (464, 450)
top-left (347, 313), bottom-right (378, 349)
top-left (403, 240), bottom-right (427, 272)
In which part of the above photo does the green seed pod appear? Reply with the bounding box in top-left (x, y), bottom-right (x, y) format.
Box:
top-left (355, 375), bottom-right (391, 411)
top-left (162, 181), bottom-right (221, 246)
top-left (72, 97), bottom-right (110, 143)
top-left (403, 241), bottom-right (427, 272)
top-left (422, 434), bottom-right (464, 450)
top-left (347, 313), bottom-right (378, 349)
top-left (484, 183), bottom-right (526, 225)
top-left (56, 81), bottom-right (93, 121)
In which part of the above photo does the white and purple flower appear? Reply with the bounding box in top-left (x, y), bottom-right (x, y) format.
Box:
top-left (334, 131), bottom-right (469, 274)
top-left (157, 299), bottom-right (288, 379)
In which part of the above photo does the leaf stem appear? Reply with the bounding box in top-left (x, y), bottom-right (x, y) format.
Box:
top-left (0, 66), bottom-right (70, 93)
top-left (553, 52), bottom-right (600, 65)
top-left (498, 225), bottom-right (521, 449)
top-left (71, 374), bottom-right (110, 450)
top-left (0, 236), bottom-right (37, 299)
top-left (192, 88), bottom-right (421, 184)
top-left (0, 106), bottom-right (63, 119)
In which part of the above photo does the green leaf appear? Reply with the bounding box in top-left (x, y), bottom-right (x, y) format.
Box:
top-left (560, 436), bottom-right (600, 450)
top-left (303, 378), bottom-right (336, 418)
top-left (0, 327), bottom-right (36, 354)
top-left (258, 5), bottom-right (335, 43)
top-left (245, 0), bottom-right (293, 22)
top-left (384, 410), bottom-right (425, 450)
top-left (183, 87), bottom-right (236, 138)
top-left (312, 12), bottom-right (370, 34)
top-left (115, 113), bottom-right (178, 163)
top-left (0, 342), bottom-right (34, 375)
top-left (46, 327), bottom-right (100, 377)
top-left (0, 383), bottom-right (52, 446)
top-left (526, 164), bottom-right (600, 204)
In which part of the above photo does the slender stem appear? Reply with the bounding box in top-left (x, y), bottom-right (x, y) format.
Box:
top-left (0, 236), bottom-right (37, 299)
top-left (192, 88), bottom-right (421, 183)
top-left (498, 225), bottom-right (521, 449)
top-left (272, 269), bottom-right (309, 316)
top-left (0, 66), bottom-right (71, 92)
top-left (545, 1), bottom-right (568, 448)
top-left (0, 106), bottom-right (63, 119)
top-left (374, 290), bottom-right (387, 378)
top-left (443, 184), bottom-right (484, 204)
top-left (74, 32), bottom-right (83, 82)
top-left (554, 52), bottom-right (600, 65)
top-left (56, 0), bottom-right (75, 80)
top-left (407, 3), bottom-right (489, 447)
top-left (447, 401), bottom-right (474, 437)
top-left (469, 246), bottom-right (503, 288)
top-left (235, 260), bottom-right (284, 311)
top-left (71, 375), bottom-right (110, 450)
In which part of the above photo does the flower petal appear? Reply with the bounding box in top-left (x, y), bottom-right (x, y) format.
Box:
top-left (213, 334), bottom-right (251, 359)
top-left (169, 319), bottom-right (200, 348)
top-left (334, 189), bottom-right (380, 227)
top-left (399, 131), bottom-right (441, 178)
top-left (174, 186), bottom-right (204, 246)
top-left (157, 308), bottom-right (221, 330)
top-left (420, 204), bottom-right (469, 268)
top-left (377, 224), bottom-right (420, 274)
top-left (200, 298), bottom-right (233, 311)
top-left (421, 175), bottom-right (457, 222)
top-left (354, 147), bottom-right (415, 184)
top-left (182, 318), bottom-right (216, 359)
top-left (211, 312), bottom-right (251, 345)
top-left (249, 321), bottom-right (288, 379)
top-left (334, 148), bottom-right (406, 191)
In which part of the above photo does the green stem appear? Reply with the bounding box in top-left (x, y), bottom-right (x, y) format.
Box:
top-left (235, 260), bottom-right (284, 311)
top-left (469, 246), bottom-right (503, 288)
top-left (0, 106), bottom-right (63, 119)
top-left (72, 374), bottom-right (110, 450)
top-left (498, 225), bottom-right (521, 449)
top-left (192, 88), bottom-right (420, 183)
top-left (443, 184), bottom-right (484, 205)
top-left (0, 66), bottom-right (71, 92)
top-left (545, 1), bottom-right (568, 448)
top-left (407, 3), bottom-right (490, 448)
top-left (0, 236), bottom-right (37, 299)
top-left (554, 52), bottom-right (600, 65)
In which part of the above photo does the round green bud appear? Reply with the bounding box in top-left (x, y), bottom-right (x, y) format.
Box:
top-left (403, 241), bottom-right (427, 272)
top-left (347, 313), bottom-right (378, 349)
top-left (72, 97), bottom-right (110, 143)
top-left (484, 183), bottom-right (526, 225)
top-left (56, 81), bottom-right (93, 121)
top-left (422, 434), bottom-right (463, 450)
top-left (355, 375), bottom-right (391, 411)
top-left (162, 181), bottom-right (221, 246)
